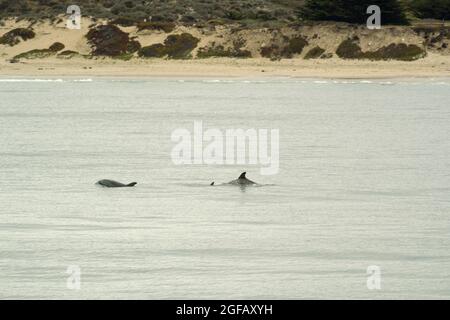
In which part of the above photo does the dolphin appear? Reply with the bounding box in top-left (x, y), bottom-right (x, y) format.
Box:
top-left (211, 172), bottom-right (257, 186)
top-left (228, 172), bottom-right (256, 185)
top-left (97, 180), bottom-right (137, 188)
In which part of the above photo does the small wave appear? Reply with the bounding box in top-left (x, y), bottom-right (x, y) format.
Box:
top-left (0, 79), bottom-right (64, 82)
top-left (332, 80), bottom-right (357, 84)
top-left (73, 79), bottom-right (93, 82)
top-left (202, 79), bottom-right (223, 83)
top-left (0, 78), bottom-right (93, 83)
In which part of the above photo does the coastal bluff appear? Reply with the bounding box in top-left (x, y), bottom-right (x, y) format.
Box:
top-left (1, 18), bottom-right (449, 62)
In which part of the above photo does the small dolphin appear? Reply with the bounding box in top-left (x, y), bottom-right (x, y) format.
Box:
top-left (97, 180), bottom-right (137, 188)
top-left (211, 172), bottom-right (257, 186)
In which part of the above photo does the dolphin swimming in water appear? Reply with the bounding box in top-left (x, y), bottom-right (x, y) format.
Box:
top-left (211, 172), bottom-right (256, 186)
top-left (228, 172), bottom-right (256, 185)
top-left (97, 180), bottom-right (137, 188)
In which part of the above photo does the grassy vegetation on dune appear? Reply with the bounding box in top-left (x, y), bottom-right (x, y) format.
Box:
top-left (0, 0), bottom-right (302, 24)
top-left (0, 1), bottom-right (448, 26)
top-left (138, 33), bottom-right (200, 59)
top-left (0, 28), bottom-right (35, 46)
top-left (336, 37), bottom-right (426, 61)
top-left (197, 42), bottom-right (252, 59)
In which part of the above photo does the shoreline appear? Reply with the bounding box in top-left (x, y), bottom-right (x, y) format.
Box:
top-left (1, 55), bottom-right (450, 79)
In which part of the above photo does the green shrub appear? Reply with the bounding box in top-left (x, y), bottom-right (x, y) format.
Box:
top-left (0, 28), bottom-right (35, 46)
top-left (260, 35), bottom-right (308, 59)
top-left (138, 43), bottom-right (166, 58)
top-left (127, 39), bottom-right (141, 53)
top-left (12, 48), bottom-right (54, 60)
top-left (163, 33), bottom-right (200, 59)
top-left (110, 17), bottom-right (138, 27)
top-left (86, 24), bottom-right (141, 56)
top-left (321, 52), bottom-right (333, 59)
top-left (49, 42), bottom-right (65, 52)
top-left (336, 38), bottom-right (426, 61)
top-left (336, 39), bottom-right (364, 59)
top-left (255, 9), bottom-right (275, 21)
top-left (413, 27), bottom-right (450, 49)
top-left (197, 43), bottom-right (252, 58)
top-left (57, 50), bottom-right (81, 59)
top-left (304, 46), bottom-right (326, 59)
top-left (226, 9), bottom-right (245, 21)
top-left (136, 21), bottom-right (176, 33)
top-left (138, 33), bottom-right (200, 59)
top-left (260, 44), bottom-right (282, 60)
top-left (58, 50), bottom-right (79, 55)
top-left (285, 36), bottom-right (308, 56)
top-left (367, 43), bottom-right (427, 61)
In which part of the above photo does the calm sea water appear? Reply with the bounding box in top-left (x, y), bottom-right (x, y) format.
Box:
top-left (0, 77), bottom-right (449, 299)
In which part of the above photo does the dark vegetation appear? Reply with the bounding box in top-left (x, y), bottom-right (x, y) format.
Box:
top-left (260, 35), bottom-right (308, 59)
top-left (197, 38), bottom-right (252, 58)
top-left (0, 28), bottom-right (35, 46)
top-left (409, 0), bottom-right (450, 20)
top-left (336, 36), bottom-right (426, 60)
top-left (138, 33), bottom-right (200, 59)
top-left (86, 24), bottom-right (140, 56)
top-left (11, 41), bottom-right (65, 62)
top-left (413, 26), bottom-right (450, 50)
top-left (136, 21), bottom-right (176, 33)
top-left (137, 43), bottom-right (166, 58)
top-left (0, 0), bottom-right (303, 25)
top-left (1, 1), bottom-right (448, 26)
top-left (48, 41), bottom-right (64, 51)
top-left (304, 45), bottom-right (325, 59)
top-left (58, 50), bottom-right (80, 57)
top-left (299, 0), bottom-right (409, 24)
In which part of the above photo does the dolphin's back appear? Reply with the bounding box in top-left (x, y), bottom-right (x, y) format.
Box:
top-left (227, 172), bottom-right (256, 185)
top-left (229, 178), bottom-right (255, 185)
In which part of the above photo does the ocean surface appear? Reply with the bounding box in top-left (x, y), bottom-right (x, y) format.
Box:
top-left (0, 77), bottom-right (449, 299)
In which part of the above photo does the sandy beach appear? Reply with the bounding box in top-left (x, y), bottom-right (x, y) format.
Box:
top-left (1, 54), bottom-right (450, 78)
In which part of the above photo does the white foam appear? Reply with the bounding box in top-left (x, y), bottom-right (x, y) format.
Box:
top-left (0, 79), bottom-right (64, 82)
top-left (0, 78), bottom-right (93, 83)
top-left (73, 79), bottom-right (93, 82)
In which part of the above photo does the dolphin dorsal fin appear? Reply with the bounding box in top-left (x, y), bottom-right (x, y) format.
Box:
top-left (238, 172), bottom-right (247, 179)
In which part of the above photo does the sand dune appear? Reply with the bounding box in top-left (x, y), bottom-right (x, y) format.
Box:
top-left (1, 18), bottom-right (449, 78)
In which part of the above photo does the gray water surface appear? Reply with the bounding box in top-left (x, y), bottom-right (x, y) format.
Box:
top-left (0, 77), bottom-right (449, 299)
